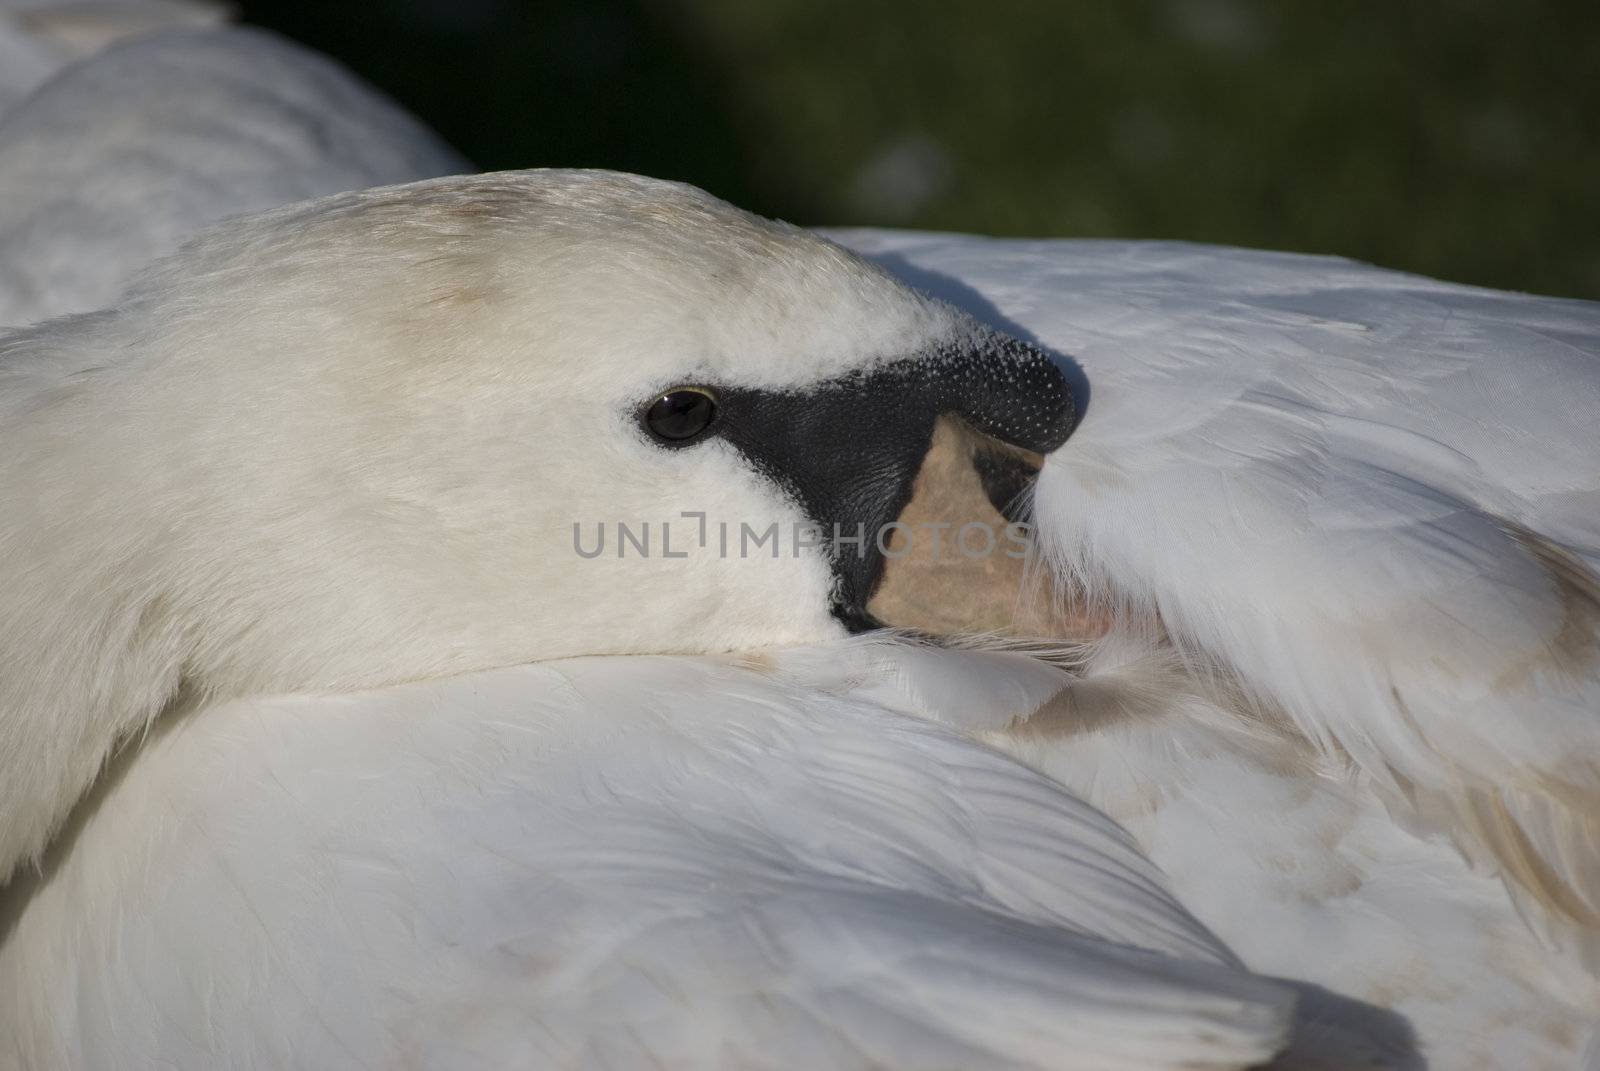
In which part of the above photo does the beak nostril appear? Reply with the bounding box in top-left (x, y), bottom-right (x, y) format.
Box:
top-left (972, 444), bottom-right (1042, 525)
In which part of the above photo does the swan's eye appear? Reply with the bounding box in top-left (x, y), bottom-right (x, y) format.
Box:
top-left (644, 387), bottom-right (719, 443)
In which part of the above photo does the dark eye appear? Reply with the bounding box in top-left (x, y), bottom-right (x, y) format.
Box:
top-left (644, 387), bottom-right (719, 443)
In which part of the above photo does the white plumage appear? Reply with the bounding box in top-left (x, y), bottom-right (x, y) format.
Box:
top-left (2, 22), bottom-right (1598, 1071)
top-left (1, 649), bottom-right (1306, 1070)
top-left (0, 0), bottom-right (227, 121)
top-left (0, 22), bottom-right (466, 326)
top-left (836, 231), bottom-right (1600, 1067)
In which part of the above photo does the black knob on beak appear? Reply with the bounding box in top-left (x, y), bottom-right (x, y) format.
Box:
top-left (932, 333), bottom-right (1077, 455)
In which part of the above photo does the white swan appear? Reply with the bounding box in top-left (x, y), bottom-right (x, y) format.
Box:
top-left (2, 27), bottom-right (1597, 1068)
top-left (3, 165), bottom-right (1595, 1069)
top-left (0, 169), bottom-right (1344, 1070)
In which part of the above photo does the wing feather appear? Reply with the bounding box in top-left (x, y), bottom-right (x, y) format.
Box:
top-left (0, 654), bottom-right (1296, 1069)
top-left (842, 232), bottom-right (1600, 965)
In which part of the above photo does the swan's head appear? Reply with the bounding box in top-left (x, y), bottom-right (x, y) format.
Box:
top-left (0, 169), bottom-right (1077, 875)
top-left (13, 169), bottom-right (1076, 695)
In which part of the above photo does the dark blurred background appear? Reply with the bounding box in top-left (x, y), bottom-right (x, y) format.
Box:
top-left (240, 0), bottom-right (1598, 299)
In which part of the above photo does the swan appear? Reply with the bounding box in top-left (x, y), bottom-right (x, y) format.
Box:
top-left (0, 169), bottom-right (1357, 1069)
top-left (0, 22), bottom-right (466, 326)
top-left (2, 28), bottom-right (1597, 1066)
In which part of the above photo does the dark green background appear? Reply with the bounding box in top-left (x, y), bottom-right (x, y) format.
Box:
top-left (241, 1), bottom-right (1598, 299)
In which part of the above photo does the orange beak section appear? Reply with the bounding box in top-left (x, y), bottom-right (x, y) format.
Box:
top-left (866, 416), bottom-right (1112, 642)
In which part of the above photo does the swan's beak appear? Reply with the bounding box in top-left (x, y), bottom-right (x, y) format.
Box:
top-left (851, 333), bottom-right (1079, 635)
top-left (844, 336), bottom-right (1077, 638)
top-left (708, 332), bottom-right (1075, 636)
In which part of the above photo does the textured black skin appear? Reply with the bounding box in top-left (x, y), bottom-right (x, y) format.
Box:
top-left (642, 335), bottom-right (1076, 631)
